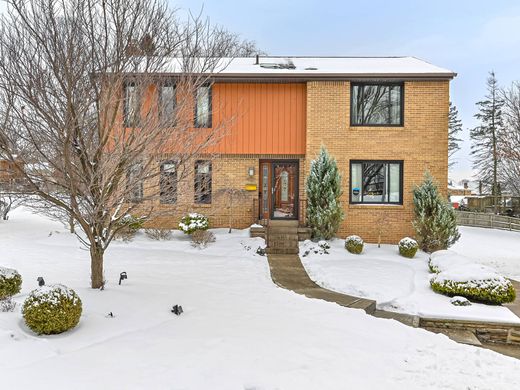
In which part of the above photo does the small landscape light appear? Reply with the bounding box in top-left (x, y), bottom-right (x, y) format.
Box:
top-left (37, 277), bottom-right (45, 287)
top-left (119, 272), bottom-right (127, 285)
top-left (171, 305), bottom-right (183, 316)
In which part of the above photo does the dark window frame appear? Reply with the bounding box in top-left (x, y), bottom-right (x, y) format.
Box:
top-left (350, 82), bottom-right (404, 127)
top-left (127, 162), bottom-right (144, 203)
top-left (194, 84), bottom-right (212, 128)
top-left (194, 160), bottom-right (212, 204)
top-left (349, 160), bottom-right (404, 205)
top-left (123, 81), bottom-right (141, 128)
top-left (159, 160), bottom-right (178, 204)
top-left (158, 80), bottom-right (176, 127)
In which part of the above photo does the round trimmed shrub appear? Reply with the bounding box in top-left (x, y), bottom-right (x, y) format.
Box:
top-left (345, 235), bottom-right (363, 254)
top-left (398, 237), bottom-right (419, 258)
top-left (22, 284), bottom-right (82, 335)
top-left (179, 213), bottom-right (209, 235)
top-left (430, 264), bottom-right (516, 305)
top-left (0, 266), bottom-right (22, 299)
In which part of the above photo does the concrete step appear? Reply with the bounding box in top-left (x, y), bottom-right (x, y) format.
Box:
top-left (266, 247), bottom-right (299, 255)
top-left (424, 328), bottom-right (482, 346)
top-left (268, 234), bottom-right (299, 242)
top-left (268, 220), bottom-right (299, 227)
top-left (268, 226), bottom-right (299, 234)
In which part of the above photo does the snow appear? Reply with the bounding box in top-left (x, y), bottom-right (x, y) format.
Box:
top-left (1, 208), bottom-right (520, 389)
top-left (451, 226), bottom-right (520, 280)
top-left (0, 266), bottom-right (19, 279)
top-left (161, 56), bottom-right (456, 78)
top-left (399, 237), bottom-right (418, 249)
top-left (301, 239), bottom-right (520, 324)
top-left (429, 250), bottom-right (472, 273)
top-left (26, 284), bottom-right (80, 306)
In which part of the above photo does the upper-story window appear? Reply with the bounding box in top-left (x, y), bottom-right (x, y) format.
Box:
top-left (351, 83), bottom-right (403, 126)
top-left (159, 82), bottom-right (176, 126)
top-left (124, 81), bottom-right (140, 127)
top-left (194, 85), bottom-right (212, 128)
top-left (350, 160), bottom-right (403, 204)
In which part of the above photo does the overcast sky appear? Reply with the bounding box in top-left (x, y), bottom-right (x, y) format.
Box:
top-left (1, 1), bottom-right (518, 182)
top-left (174, 0), bottom-right (520, 183)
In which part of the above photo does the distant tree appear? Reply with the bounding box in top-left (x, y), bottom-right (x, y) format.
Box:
top-left (306, 147), bottom-right (344, 240)
top-left (470, 71), bottom-right (504, 197)
top-left (413, 172), bottom-right (460, 253)
top-left (500, 82), bottom-right (520, 195)
top-left (448, 102), bottom-right (463, 168)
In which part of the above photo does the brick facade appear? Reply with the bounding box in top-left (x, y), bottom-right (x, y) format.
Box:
top-left (146, 80), bottom-right (449, 243)
top-left (305, 80), bottom-right (449, 243)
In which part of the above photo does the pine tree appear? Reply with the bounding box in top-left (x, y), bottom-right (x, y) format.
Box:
top-left (448, 102), bottom-right (463, 169)
top-left (470, 71), bottom-right (504, 196)
top-left (305, 147), bottom-right (344, 240)
top-left (413, 172), bottom-right (460, 253)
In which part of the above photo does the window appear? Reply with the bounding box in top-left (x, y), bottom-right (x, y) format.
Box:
top-left (194, 160), bottom-right (211, 204)
top-left (127, 163), bottom-right (144, 202)
top-left (124, 81), bottom-right (140, 127)
top-left (351, 83), bottom-right (403, 126)
top-left (350, 161), bottom-right (403, 204)
top-left (160, 161), bottom-right (177, 204)
top-left (159, 82), bottom-right (176, 126)
top-left (194, 85), bottom-right (212, 128)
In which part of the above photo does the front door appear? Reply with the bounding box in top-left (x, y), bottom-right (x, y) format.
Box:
top-left (259, 160), bottom-right (299, 220)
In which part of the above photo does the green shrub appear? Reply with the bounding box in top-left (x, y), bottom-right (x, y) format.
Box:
top-left (398, 237), bottom-right (419, 258)
top-left (430, 265), bottom-right (516, 305)
top-left (412, 173), bottom-right (460, 253)
top-left (22, 284), bottom-right (82, 335)
top-left (0, 266), bottom-right (22, 299)
top-left (179, 213), bottom-right (209, 234)
top-left (345, 235), bottom-right (363, 254)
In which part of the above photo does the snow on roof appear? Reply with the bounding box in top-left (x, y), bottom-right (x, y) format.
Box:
top-left (160, 56), bottom-right (456, 79)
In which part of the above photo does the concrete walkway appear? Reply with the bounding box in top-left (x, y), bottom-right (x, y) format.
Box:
top-left (267, 253), bottom-right (520, 359)
top-left (266, 254), bottom-right (376, 313)
top-left (505, 279), bottom-right (520, 318)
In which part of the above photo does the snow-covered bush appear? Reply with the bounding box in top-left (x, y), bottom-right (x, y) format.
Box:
top-left (398, 237), bottom-right (418, 258)
top-left (190, 230), bottom-right (215, 248)
top-left (345, 235), bottom-right (363, 254)
top-left (116, 214), bottom-right (146, 241)
top-left (0, 266), bottom-right (22, 299)
top-left (22, 284), bottom-right (82, 335)
top-left (412, 173), bottom-right (460, 253)
top-left (450, 296), bottom-right (471, 306)
top-left (145, 228), bottom-right (172, 240)
top-left (428, 250), bottom-right (472, 273)
top-left (179, 213), bottom-right (209, 235)
top-left (430, 264), bottom-right (516, 305)
top-left (305, 147), bottom-right (344, 240)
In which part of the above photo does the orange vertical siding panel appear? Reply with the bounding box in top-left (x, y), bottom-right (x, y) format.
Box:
top-left (208, 82), bottom-right (306, 155)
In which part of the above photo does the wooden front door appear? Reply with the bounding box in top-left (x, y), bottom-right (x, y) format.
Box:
top-left (259, 160), bottom-right (299, 220)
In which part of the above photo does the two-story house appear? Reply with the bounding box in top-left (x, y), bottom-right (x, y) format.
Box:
top-left (125, 56), bottom-right (455, 243)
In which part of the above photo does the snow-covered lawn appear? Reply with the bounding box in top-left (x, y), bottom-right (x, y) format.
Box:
top-left (1, 209), bottom-right (520, 389)
top-left (451, 226), bottom-right (520, 280)
top-left (301, 229), bottom-right (520, 323)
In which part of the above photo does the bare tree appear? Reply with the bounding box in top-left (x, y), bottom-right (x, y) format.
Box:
top-left (0, 0), bottom-right (237, 288)
top-left (215, 187), bottom-right (248, 233)
top-left (500, 82), bottom-right (520, 195)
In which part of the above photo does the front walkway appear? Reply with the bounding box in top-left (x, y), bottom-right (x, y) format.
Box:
top-left (266, 254), bottom-right (376, 313)
top-left (267, 253), bottom-right (520, 359)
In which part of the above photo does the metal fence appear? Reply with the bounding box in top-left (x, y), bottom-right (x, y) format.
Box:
top-left (455, 211), bottom-right (520, 232)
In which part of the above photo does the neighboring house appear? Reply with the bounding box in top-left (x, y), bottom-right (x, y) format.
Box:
top-left (124, 56), bottom-right (455, 243)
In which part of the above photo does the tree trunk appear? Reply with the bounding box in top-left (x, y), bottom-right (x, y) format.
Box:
top-left (90, 244), bottom-right (105, 289)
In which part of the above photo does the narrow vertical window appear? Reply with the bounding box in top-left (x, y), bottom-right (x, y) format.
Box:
top-left (194, 85), bottom-right (212, 128)
top-left (127, 163), bottom-right (144, 202)
top-left (160, 161), bottom-right (177, 204)
top-left (124, 81), bottom-right (140, 127)
top-left (194, 160), bottom-right (212, 204)
top-left (159, 82), bottom-right (176, 126)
